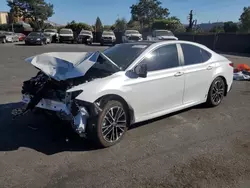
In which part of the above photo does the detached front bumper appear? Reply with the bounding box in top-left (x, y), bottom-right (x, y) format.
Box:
top-left (22, 94), bottom-right (70, 113)
top-left (21, 94), bottom-right (89, 137)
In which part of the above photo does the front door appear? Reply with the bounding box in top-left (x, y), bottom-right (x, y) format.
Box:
top-left (124, 44), bottom-right (185, 120)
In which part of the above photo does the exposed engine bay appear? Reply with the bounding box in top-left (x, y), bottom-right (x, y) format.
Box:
top-left (12, 65), bottom-right (113, 137)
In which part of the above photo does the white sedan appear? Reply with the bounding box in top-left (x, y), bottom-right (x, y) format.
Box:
top-left (14, 40), bottom-right (233, 147)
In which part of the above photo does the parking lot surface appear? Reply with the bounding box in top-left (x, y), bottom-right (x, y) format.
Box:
top-left (0, 43), bottom-right (250, 188)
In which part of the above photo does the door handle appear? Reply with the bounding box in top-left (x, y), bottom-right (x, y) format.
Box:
top-left (174, 72), bottom-right (184, 77)
top-left (207, 65), bottom-right (213, 70)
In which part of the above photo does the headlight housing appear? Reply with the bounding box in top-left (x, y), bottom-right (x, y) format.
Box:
top-left (37, 38), bottom-right (41, 41)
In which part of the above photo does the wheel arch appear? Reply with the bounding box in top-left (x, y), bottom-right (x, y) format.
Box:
top-left (210, 75), bottom-right (228, 96)
top-left (95, 94), bottom-right (135, 125)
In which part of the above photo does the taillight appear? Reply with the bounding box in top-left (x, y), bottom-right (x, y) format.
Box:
top-left (229, 62), bottom-right (234, 67)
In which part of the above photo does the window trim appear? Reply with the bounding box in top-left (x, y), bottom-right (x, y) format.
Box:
top-left (132, 43), bottom-right (182, 72)
top-left (179, 43), bottom-right (212, 66)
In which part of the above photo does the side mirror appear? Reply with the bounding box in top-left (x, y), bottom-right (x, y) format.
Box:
top-left (134, 64), bottom-right (147, 78)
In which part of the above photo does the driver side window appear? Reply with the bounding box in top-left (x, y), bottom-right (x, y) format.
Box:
top-left (140, 44), bottom-right (180, 72)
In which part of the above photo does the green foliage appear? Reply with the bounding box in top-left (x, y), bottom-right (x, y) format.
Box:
top-left (210, 26), bottom-right (224, 33)
top-left (130, 0), bottom-right (169, 27)
top-left (223, 21), bottom-right (238, 33)
top-left (65, 20), bottom-right (92, 33)
top-left (113, 18), bottom-right (127, 32)
top-left (152, 17), bottom-right (185, 33)
top-left (95, 17), bottom-right (103, 32)
top-left (127, 20), bottom-right (141, 31)
top-left (239, 6), bottom-right (250, 32)
top-left (103, 25), bottom-right (112, 30)
top-left (7, 0), bottom-right (54, 22)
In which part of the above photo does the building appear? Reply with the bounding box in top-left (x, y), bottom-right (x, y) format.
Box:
top-left (0, 11), bottom-right (9, 24)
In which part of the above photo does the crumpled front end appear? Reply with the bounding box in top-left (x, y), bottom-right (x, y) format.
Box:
top-left (12, 51), bottom-right (111, 137)
top-left (13, 71), bottom-right (101, 137)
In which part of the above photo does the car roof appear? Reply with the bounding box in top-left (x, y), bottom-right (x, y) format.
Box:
top-left (125, 40), bottom-right (213, 52)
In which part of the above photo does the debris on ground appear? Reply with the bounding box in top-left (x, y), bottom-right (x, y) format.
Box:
top-left (233, 64), bottom-right (250, 81)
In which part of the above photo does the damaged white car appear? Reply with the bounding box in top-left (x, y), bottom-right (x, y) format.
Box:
top-left (13, 41), bottom-right (233, 147)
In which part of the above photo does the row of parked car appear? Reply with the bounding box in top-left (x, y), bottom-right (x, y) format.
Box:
top-left (0, 31), bottom-right (26, 43)
top-left (0, 28), bottom-right (178, 46)
top-left (73, 29), bottom-right (178, 46)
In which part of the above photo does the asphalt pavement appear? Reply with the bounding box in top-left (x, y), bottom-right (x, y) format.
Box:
top-left (0, 42), bottom-right (250, 188)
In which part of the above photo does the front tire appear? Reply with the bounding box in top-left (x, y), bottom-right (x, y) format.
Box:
top-left (88, 100), bottom-right (129, 148)
top-left (206, 77), bottom-right (226, 107)
top-left (2, 38), bottom-right (6, 43)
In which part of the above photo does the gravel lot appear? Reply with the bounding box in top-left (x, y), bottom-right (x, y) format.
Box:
top-left (0, 42), bottom-right (250, 188)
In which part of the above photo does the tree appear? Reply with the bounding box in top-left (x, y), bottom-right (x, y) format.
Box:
top-left (210, 25), bottom-right (224, 33)
top-left (223, 21), bottom-right (238, 33)
top-left (7, 0), bottom-right (54, 30)
top-left (152, 17), bottom-right (185, 33)
top-left (95, 16), bottom-right (103, 32)
top-left (130, 0), bottom-right (169, 28)
top-left (65, 20), bottom-right (92, 33)
top-left (187, 10), bottom-right (197, 32)
top-left (127, 20), bottom-right (141, 31)
top-left (239, 6), bottom-right (250, 32)
top-left (114, 18), bottom-right (127, 32)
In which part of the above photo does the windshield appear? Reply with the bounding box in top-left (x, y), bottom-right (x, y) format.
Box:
top-left (155, 30), bottom-right (174, 37)
top-left (103, 31), bottom-right (114, 35)
top-left (102, 43), bottom-right (150, 70)
top-left (28, 32), bottom-right (42, 37)
top-left (125, 30), bottom-right (139, 34)
top-left (80, 31), bottom-right (92, 35)
top-left (60, 29), bottom-right (73, 34)
top-left (44, 29), bottom-right (57, 33)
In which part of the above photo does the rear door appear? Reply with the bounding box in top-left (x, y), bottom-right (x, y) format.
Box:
top-left (180, 43), bottom-right (214, 104)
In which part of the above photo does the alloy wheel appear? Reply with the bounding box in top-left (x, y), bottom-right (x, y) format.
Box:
top-left (101, 106), bottom-right (127, 143)
top-left (211, 79), bottom-right (225, 105)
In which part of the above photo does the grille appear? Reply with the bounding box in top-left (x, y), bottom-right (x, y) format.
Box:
top-left (128, 36), bottom-right (140, 40)
top-left (103, 37), bottom-right (112, 40)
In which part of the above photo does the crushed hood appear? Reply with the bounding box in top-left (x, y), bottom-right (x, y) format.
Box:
top-left (25, 52), bottom-right (100, 81)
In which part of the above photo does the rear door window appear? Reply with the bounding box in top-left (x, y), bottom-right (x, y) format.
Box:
top-left (181, 44), bottom-right (211, 65)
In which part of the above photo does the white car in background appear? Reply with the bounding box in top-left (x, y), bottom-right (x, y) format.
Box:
top-left (44, 29), bottom-right (59, 43)
top-left (14, 40), bottom-right (233, 148)
top-left (59, 28), bottom-right (74, 43)
top-left (100, 30), bottom-right (116, 46)
top-left (122, 30), bottom-right (143, 43)
top-left (147, 30), bottom-right (178, 41)
top-left (4, 32), bottom-right (19, 43)
top-left (77, 29), bottom-right (93, 44)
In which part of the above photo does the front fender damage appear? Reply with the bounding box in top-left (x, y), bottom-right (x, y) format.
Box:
top-left (11, 71), bottom-right (103, 138)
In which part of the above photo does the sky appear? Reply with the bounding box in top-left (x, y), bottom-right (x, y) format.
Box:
top-left (0, 0), bottom-right (249, 25)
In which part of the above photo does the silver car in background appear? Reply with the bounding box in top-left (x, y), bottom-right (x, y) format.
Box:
top-left (100, 30), bottom-right (116, 46)
top-left (3, 32), bottom-right (19, 43)
top-left (122, 30), bottom-right (143, 43)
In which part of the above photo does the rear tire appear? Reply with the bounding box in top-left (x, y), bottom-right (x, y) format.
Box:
top-left (206, 77), bottom-right (226, 107)
top-left (87, 100), bottom-right (129, 148)
top-left (100, 42), bottom-right (103, 46)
